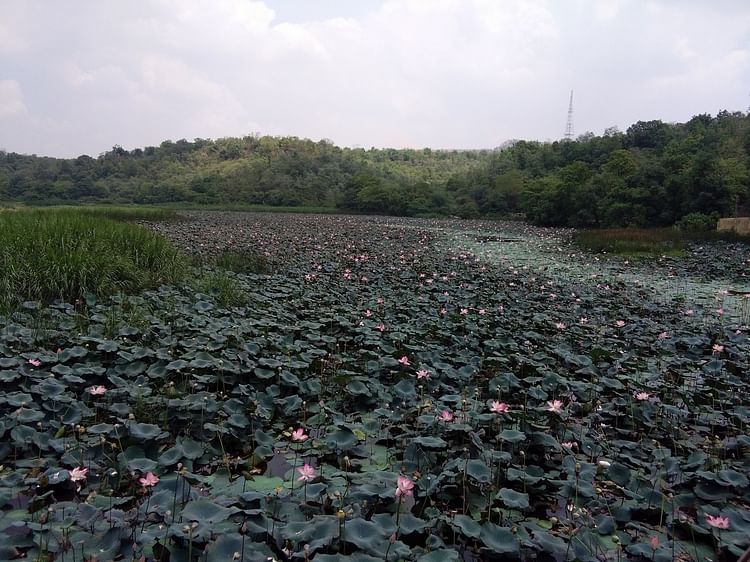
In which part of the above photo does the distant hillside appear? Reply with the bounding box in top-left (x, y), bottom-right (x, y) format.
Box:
top-left (1, 110), bottom-right (748, 226)
top-left (0, 136), bottom-right (490, 216)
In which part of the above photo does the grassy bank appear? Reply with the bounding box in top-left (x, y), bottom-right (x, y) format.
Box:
top-left (0, 208), bottom-right (186, 311)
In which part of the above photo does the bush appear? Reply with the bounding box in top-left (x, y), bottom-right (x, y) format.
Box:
top-left (674, 212), bottom-right (719, 232)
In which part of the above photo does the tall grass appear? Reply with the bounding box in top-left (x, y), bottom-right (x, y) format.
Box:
top-left (574, 227), bottom-right (750, 256)
top-left (573, 228), bottom-right (687, 256)
top-left (47, 205), bottom-right (179, 222)
top-left (0, 209), bottom-right (186, 311)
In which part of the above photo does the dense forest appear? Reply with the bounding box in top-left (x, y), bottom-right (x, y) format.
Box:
top-left (1, 110), bottom-right (749, 227)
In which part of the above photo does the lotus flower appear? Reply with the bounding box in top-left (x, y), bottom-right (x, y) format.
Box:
top-left (88, 385), bottom-right (107, 396)
top-left (490, 401), bottom-right (509, 413)
top-left (69, 467), bottom-right (88, 482)
top-left (398, 356), bottom-right (410, 366)
top-left (546, 400), bottom-right (564, 414)
top-left (139, 472), bottom-right (160, 487)
top-left (395, 475), bottom-right (414, 497)
top-left (297, 464), bottom-right (316, 482)
top-left (439, 410), bottom-right (453, 422)
top-left (705, 514), bottom-right (730, 529)
top-left (291, 428), bottom-right (309, 442)
top-left (416, 369), bottom-right (431, 380)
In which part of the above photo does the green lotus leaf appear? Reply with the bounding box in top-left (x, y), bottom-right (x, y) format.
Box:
top-left (327, 428), bottom-right (359, 450)
top-left (498, 429), bottom-right (526, 443)
top-left (480, 522), bottom-right (519, 555)
top-left (608, 462), bottom-right (631, 486)
top-left (466, 459), bottom-right (491, 483)
top-left (165, 359), bottom-right (189, 371)
top-left (128, 423), bottom-right (163, 440)
top-left (452, 514), bottom-right (482, 538)
top-left (412, 436), bottom-right (447, 449)
top-left (716, 469), bottom-right (749, 488)
top-left (496, 488), bottom-right (529, 509)
top-left (347, 380), bottom-right (370, 395)
top-left (417, 550), bottom-right (460, 562)
top-left (181, 499), bottom-right (236, 523)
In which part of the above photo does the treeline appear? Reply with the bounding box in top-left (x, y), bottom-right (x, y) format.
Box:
top-left (0, 137), bottom-right (487, 215)
top-left (1, 110), bottom-right (748, 227)
top-left (448, 111), bottom-right (750, 227)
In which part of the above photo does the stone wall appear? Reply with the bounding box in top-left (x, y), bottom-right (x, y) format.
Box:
top-left (717, 217), bottom-right (750, 235)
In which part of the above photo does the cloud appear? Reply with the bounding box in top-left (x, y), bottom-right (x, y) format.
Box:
top-left (0, 80), bottom-right (26, 119)
top-left (0, 0), bottom-right (748, 156)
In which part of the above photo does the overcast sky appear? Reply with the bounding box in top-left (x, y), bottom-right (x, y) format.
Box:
top-left (1, 0), bottom-right (749, 157)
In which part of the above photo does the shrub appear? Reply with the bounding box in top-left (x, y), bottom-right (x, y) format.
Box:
top-left (674, 212), bottom-right (719, 232)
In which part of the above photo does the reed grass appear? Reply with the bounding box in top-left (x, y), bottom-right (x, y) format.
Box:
top-left (573, 228), bottom-right (687, 256)
top-left (0, 208), bottom-right (186, 311)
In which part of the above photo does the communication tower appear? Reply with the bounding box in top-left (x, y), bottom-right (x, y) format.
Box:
top-left (564, 90), bottom-right (574, 140)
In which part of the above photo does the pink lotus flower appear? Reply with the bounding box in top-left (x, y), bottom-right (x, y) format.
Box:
top-left (650, 535), bottom-right (659, 550)
top-left (712, 344), bottom-right (724, 353)
top-left (490, 401), bottom-right (509, 413)
top-left (439, 410), bottom-right (454, 422)
top-left (478, 309), bottom-right (486, 315)
top-left (705, 514), bottom-right (730, 529)
top-left (546, 400), bottom-right (564, 414)
top-left (28, 359), bottom-right (41, 367)
top-left (658, 331), bottom-right (669, 339)
top-left (139, 472), bottom-right (160, 487)
top-left (398, 356), bottom-right (410, 366)
top-left (364, 309), bottom-right (372, 317)
top-left (395, 475), bottom-right (414, 497)
top-left (291, 428), bottom-right (309, 442)
top-left (634, 392), bottom-right (650, 401)
top-left (88, 385), bottom-right (107, 396)
top-left (555, 322), bottom-right (566, 330)
top-left (562, 441), bottom-right (576, 449)
top-left (416, 369), bottom-right (431, 380)
top-left (460, 308), bottom-right (468, 315)
top-left (69, 466), bottom-right (89, 482)
top-left (615, 320), bottom-right (626, 327)
top-left (377, 323), bottom-right (385, 332)
top-left (297, 463), bottom-right (316, 482)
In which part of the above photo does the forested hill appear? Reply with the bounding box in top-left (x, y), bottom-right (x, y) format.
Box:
top-left (1, 110), bottom-right (749, 227)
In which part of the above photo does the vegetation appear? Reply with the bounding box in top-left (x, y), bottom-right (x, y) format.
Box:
top-left (573, 228), bottom-right (687, 256)
top-left (0, 208), bottom-right (186, 311)
top-left (448, 112), bottom-right (750, 226)
top-left (2, 110), bottom-right (748, 227)
top-left (0, 212), bottom-right (747, 560)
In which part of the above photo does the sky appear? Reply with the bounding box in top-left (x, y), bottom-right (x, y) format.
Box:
top-left (0, 0), bottom-right (749, 158)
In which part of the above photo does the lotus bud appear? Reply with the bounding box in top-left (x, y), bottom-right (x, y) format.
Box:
top-left (337, 509), bottom-right (346, 520)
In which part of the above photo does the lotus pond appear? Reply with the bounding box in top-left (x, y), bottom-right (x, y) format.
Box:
top-left (1, 211), bottom-right (749, 562)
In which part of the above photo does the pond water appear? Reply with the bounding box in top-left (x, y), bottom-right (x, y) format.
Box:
top-left (434, 224), bottom-right (750, 327)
